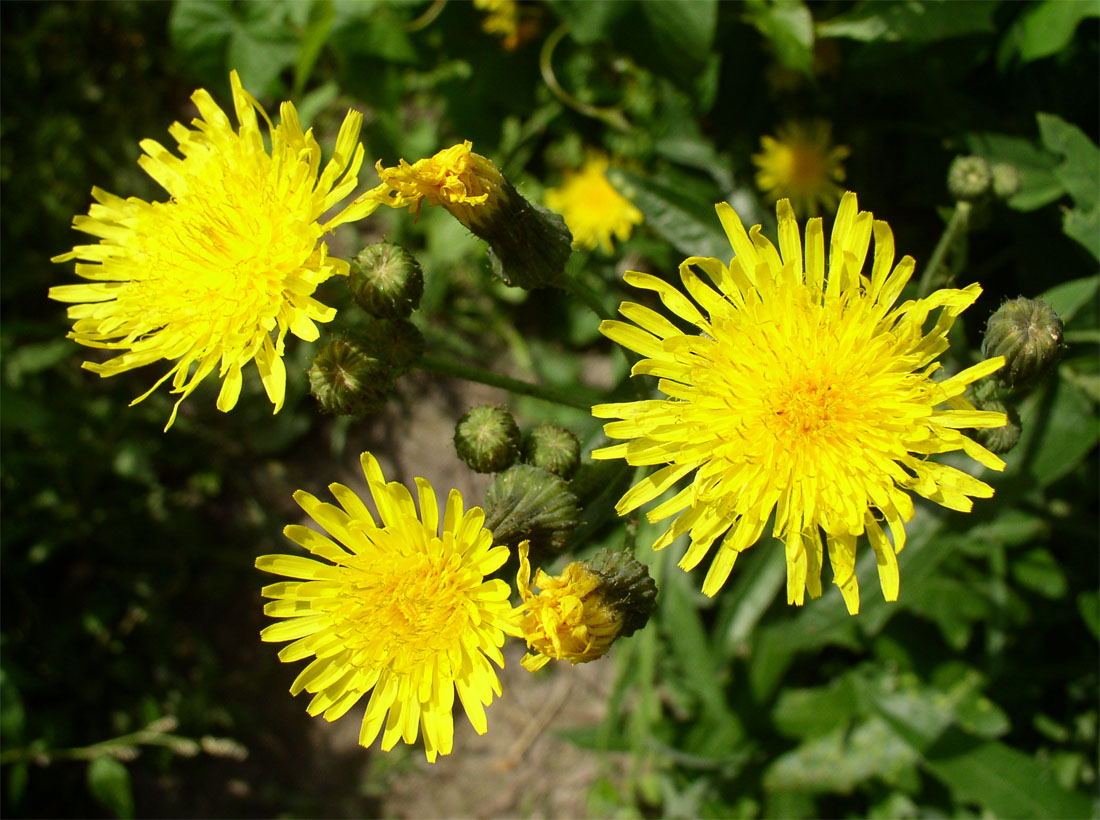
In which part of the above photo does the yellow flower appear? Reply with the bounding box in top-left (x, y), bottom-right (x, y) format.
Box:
top-left (592, 193), bottom-right (1007, 614)
top-left (257, 452), bottom-right (519, 763)
top-left (365, 140), bottom-right (506, 229)
top-left (474, 0), bottom-right (521, 49)
top-left (515, 542), bottom-right (621, 671)
top-left (545, 153), bottom-right (643, 253)
top-left (752, 120), bottom-right (850, 218)
top-left (364, 141), bottom-right (573, 289)
top-left (49, 71), bottom-right (377, 429)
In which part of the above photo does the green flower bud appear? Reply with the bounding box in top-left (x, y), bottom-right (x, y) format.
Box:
top-left (484, 464), bottom-right (579, 552)
top-left (454, 404), bottom-right (520, 473)
top-left (521, 423), bottom-right (581, 479)
top-left (359, 318), bottom-right (425, 376)
top-left (982, 297), bottom-right (1064, 390)
top-left (585, 549), bottom-right (658, 639)
top-left (947, 155), bottom-right (992, 202)
top-left (349, 243), bottom-right (424, 318)
top-left (990, 162), bottom-right (1021, 201)
top-left (308, 336), bottom-right (395, 416)
top-left (973, 399), bottom-right (1022, 455)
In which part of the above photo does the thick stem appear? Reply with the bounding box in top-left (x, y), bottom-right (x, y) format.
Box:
top-left (419, 352), bottom-right (598, 410)
top-left (561, 274), bottom-right (616, 322)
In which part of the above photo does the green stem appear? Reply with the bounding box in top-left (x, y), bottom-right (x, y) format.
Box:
top-left (917, 201), bottom-right (971, 298)
top-left (539, 24), bottom-right (632, 132)
top-left (418, 352), bottom-right (599, 410)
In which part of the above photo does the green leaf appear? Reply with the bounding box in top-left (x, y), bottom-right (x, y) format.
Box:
top-left (764, 717), bottom-right (919, 793)
top-left (293, 0), bottom-right (335, 96)
top-left (772, 675), bottom-right (860, 740)
top-left (1010, 547), bottom-right (1068, 599)
top-left (746, 0), bottom-right (814, 76)
top-left (1037, 113), bottom-right (1100, 210)
top-left (637, 0), bottom-right (718, 89)
top-left (874, 693), bottom-right (1095, 819)
top-left (1078, 590), bottom-right (1099, 641)
top-left (1063, 207), bottom-right (1100, 262)
top-left (1039, 275), bottom-right (1099, 326)
top-left (547, 0), bottom-right (630, 45)
top-left (87, 756), bottom-right (134, 820)
top-left (169, 0), bottom-right (298, 96)
top-left (1002, 371), bottom-right (1100, 489)
top-left (817, 0), bottom-right (998, 43)
top-left (1010, 0), bottom-right (1100, 63)
top-left (606, 168), bottom-right (729, 261)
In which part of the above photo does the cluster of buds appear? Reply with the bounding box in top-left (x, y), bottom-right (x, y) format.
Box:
top-left (308, 242), bottom-right (426, 416)
top-left (947, 155), bottom-right (1021, 204)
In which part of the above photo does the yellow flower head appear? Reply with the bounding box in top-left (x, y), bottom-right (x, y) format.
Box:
top-left (366, 140), bottom-right (506, 229)
top-left (752, 120), bottom-right (850, 218)
top-left (545, 153), bottom-right (643, 253)
top-left (593, 193), bottom-right (1007, 614)
top-left (256, 452), bottom-right (519, 762)
top-left (515, 542), bottom-right (621, 671)
top-left (49, 71), bottom-right (378, 430)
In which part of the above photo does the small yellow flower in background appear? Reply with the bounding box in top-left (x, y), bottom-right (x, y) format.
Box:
top-left (515, 542), bottom-right (621, 671)
top-left (50, 71), bottom-right (378, 430)
top-left (752, 120), bottom-right (850, 218)
top-left (593, 193), bottom-right (1007, 614)
top-left (366, 140), bottom-right (506, 229)
top-left (256, 452), bottom-right (519, 763)
top-left (474, 0), bottom-right (521, 50)
top-left (545, 153), bottom-right (643, 253)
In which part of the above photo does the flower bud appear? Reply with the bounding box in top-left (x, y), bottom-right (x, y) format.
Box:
top-left (514, 542), bottom-right (657, 671)
top-left (521, 423), bottom-right (580, 479)
top-left (349, 242), bottom-right (424, 319)
top-left (308, 336), bottom-right (395, 416)
top-left (454, 404), bottom-right (520, 473)
top-left (990, 162), bottom-right (1021, 201)
top-left (947, 155), bottom-right (992, 202)
top-left (973, 398), bottom-right (1022, 455)
top-left (359, 318), bottom-right (424, 376)
top-left (363, 142), bottom-right (573, 289)
top-left (483, 464), bottom-right (578, 551)
top-left (982, 297), bottom-right (1064, 390)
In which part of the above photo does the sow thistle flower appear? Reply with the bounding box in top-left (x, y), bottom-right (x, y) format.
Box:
top-left (593, 193), bottom-right (1007, 614)
top-left (256, 453), bottom-right (518, 762)
top-left (49, 71), bottom-right (377, 429)
top-left (753, 120), bottom-right (850, 218)
top-left (361, 141), bottom-right (572, 289)
top-left (545, 153), bottom-right (643, 254)
top-left (514, 543), bottom-right (657, 671)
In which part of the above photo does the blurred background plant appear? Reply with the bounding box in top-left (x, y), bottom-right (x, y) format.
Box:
top-left (2, 0), bottom-right (1097, 817)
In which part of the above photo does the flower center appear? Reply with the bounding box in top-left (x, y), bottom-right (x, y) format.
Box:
top-left (768, 375), bottom-right (845, 438)
top-left (343, 536), bottom-right (477, 673)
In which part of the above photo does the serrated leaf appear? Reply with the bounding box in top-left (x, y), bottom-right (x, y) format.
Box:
top-left (817, 0), bottom-right (998, 43)
top-left (87, 757), bottom-right (134, 820)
